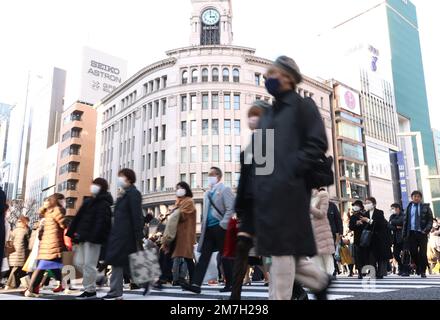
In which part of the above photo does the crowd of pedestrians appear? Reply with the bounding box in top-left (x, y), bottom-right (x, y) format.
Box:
top-left (0, 55), bottom-right (439, 301)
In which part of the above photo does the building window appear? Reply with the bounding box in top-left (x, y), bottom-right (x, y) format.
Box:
top-left (142, 155), bottom-right (145, 171)
top-left (154, 127), bottom-right (159, 142)
top-left (233, 69), bottom-right (240, 82)
top-left (180, 147), bottom-right (187, 163)
top-left (223, 68), bottom-right (230, 82)
top-left (191, 120), bottom-right (197, 136)
top-left (234, 172), bottom-right (241, 188)
top-left (148, 129), bottom-right (152, 144)
top-left (155, 78), bottom-right (160, 90)
top-left (148, 153), bottom-right (151, 169)
top-left (233, 94), bottom-right (240, 110)
top-left (181, 95), bottom-right (188, 111)
top-left (224, 120), bottom-right (231, 135)
top-left (190, 146), bottom-right (197, 163)
top-left (320, 97), bottom-right (324, 107)
top-left (202, 172), bottom-right (209, 188)
top-left (212, 145), bottom-right (219, 162)
top-left (182, 70), bottom-right (188, 84)
top-left (155, 101), bottom-right (159, 117)
top-left (66, 198), bottom-right (77, 209)
top-left (234, 145), bottom-right (241, 162)
top-left (66, 180), bottom-right (78, 191)
top-left (153, 178), bottom-right (157, 191)
top-left (202, 145), bottom-right (209, 162)
top-left (142, 130), bottom-right (146, 146)
top-left (340, 161), bottom-right (366, 181)
top-left (224, 172), bottom-right (232, 187)
top-left (192, 69), bottom-right (198, 83)
top-left (180, 174), bottom-right (186, 183)
top-left (154, 152), bottom-right (158, 168)
top-left (212, 68), bottom-right (219, 82)
top-left (202, 94), bottom-right (209, 110)
top-left (162, 76), bottom-right (167, 88)
top-left (181, 121), bottom-right (187, 137)
top-left (160, 176), bottom-right (165, 191)
top-left (190, 173), bottom-right (196, 189)
top-left (202, 68), bottom-right (209, 82)
top-left (202, 120), bottom-right (209, 136)
top-left (224, 94), bottom-right (231, 110)
top-left (161, 150), bottom-right (166, 167)
top-left (225, 145), bottom-right (232, 162)
top-left (212, 119), bottom-right (219, 135)
top-left (148, 103), bottom-right (153, 119)
top-left (338, 122), bottom-right (363, 142)
top-left (162, 99), bottom-right (167, 115)
top-left (234, 120), bottom-right (241, 136)
top-left (255, 73), bottom-right (261, 86)
top-left (190, 94), bottom-right (197, 110)
top-left (70, 111), bottom-right (83, 122)
top-left (339, 141), bottom-right (365, 161)
top-left (161, 125), bottom-right (166, 140)
top-left (146, 179), bottom-right (150, 192)
top-left (212, 93), bottom-right (219, 109)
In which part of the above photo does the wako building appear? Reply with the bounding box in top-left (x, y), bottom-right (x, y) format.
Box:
top-left (95, 0), bottom-right (336, 230)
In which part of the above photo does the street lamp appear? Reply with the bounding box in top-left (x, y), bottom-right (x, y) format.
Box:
top-left (397, 132), bottom-right (440, 208)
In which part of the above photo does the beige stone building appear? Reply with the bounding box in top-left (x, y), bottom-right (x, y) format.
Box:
top-left (95, 0), bottom-right (336, 232)
top-left (56, 102), bottom-right (97, 216)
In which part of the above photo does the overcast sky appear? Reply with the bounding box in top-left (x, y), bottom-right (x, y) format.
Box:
top-left (0, 0), bottom-right (438, 128)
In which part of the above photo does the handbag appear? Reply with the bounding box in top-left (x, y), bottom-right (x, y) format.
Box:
top-left (223, 218), bottom-right (238, 258)
top-left (162, 208), bottom-right (181, 246)
top-left (334, 243), bottom-right (341, 262)
top-left (360, 221), bottom-right (375, 248)
top-left (129, 245), bottom-right (161, 286)
top-left (340, 245), bottom-right (354, 265)
top-left (4, 240), bottom-right (15, 256)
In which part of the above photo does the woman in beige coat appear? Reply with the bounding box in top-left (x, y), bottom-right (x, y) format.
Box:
top-left (310, 188), bottom-right (335, 275)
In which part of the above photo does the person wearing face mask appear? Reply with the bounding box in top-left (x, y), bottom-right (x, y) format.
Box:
top-left (66, 178), bottom-right (113, 299)
top-left (362, 197), bottom-right (392, 279)
top-left (388, 203), bottom-right (405, 276)
top-left (230, 100), bottom-right (269, 300)
top-left (103, 169), bottom-right (144, 300)
top-left (181, 167), bottom-right (235, 294)
top-left (349, 200), bottom-right (370, 279)
top-left (253, 56), bottom-right (330, 300)
top-left (162, 182), bottom-right (196, 286)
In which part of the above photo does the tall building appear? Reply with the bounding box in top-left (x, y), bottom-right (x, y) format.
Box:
top-left (55, 47), bottom-right (127, 215)
top-left (0, 103), bottom-right (12, 194)
top-left (95, 0), bottom-right (336, 232)
top-left (434, 129), bottom-right (440, 175)
top-left (25, 67), bottom-right (67, 208)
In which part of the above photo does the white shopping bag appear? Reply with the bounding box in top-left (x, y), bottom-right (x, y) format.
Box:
top-left (1, 257), bottom-right (9, 273)
top-left (194, 245), bottom-right (219, 284)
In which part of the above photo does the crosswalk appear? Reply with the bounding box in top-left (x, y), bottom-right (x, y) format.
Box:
top-left (1, 275), bottom-right (440, 300)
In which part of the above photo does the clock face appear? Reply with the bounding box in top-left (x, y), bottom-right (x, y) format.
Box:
top-left (202, 9), bottom-right (220, 25)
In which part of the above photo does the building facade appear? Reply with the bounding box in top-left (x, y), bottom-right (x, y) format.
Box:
top-left (55, 103), bottom-right (97, 216)
top-left (434, 129), bottom-right (440, 175)
top-left (95, 0), bottom-right (336, 231)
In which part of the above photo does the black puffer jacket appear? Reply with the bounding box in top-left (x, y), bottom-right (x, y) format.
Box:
top-left (403, 202), bottom-right (434, 238)
top-left (67, 192), bottom-right (113, 245)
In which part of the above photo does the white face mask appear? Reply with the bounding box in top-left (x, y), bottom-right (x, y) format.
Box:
top-left (390, 209), bottom-right (396, 215)
top-left (208, 176), bottom-right (218, 187)
top-left (352, 206), bottom-right (361, 212)
top-left (90, 184), bottom-right (101, 195)
top-left (176, 189), bottom-right (186, 198)
top-left (365, 203), bottom-right (374, 211)
top-left (248, 116), bottom-right (259, 130)
top-left (117, 176), bottom-right (129, 189)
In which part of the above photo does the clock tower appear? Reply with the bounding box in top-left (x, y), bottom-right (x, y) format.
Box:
top-left (190, 0), bottom-right (233, 46)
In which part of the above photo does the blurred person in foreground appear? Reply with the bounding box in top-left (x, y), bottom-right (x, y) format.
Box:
top-left (253, 56), bottom-right (330, 300)
top-left (230, 100), bottom-right (269, 300)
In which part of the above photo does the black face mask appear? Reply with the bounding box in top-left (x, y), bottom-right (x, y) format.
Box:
top-left (265, 77), bottom-right (282, 97)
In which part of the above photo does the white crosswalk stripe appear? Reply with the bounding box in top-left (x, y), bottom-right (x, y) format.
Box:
top-left (1, 275), bottom-right (440, 300)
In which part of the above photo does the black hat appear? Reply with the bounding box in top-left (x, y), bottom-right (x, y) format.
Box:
top-left (274, 55), bottom-right (303, 84)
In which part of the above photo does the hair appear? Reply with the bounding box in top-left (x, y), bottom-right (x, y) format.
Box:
top-left (318, 187), bottom-right (326, 192)
top-left (391, 203), bottom-right (402, 210)
top-left (352, 200), bottom-right (364, 210)
top-left (118, 168), bottom-right (136, 184)
top-left (18, 215), bottom-right (29, 226)
top-left (4, 203), bottom-right (9, 212)
top-left (92, 178), bottom-right (109, 193)
top-left (176, 181), bottom-right (193, 198)
top-left (411, 190), bottom-right (423, 198)
top-left (366, 197), bottom-right (377, 206)
top-left (145, 212), bottom-right (154, 224)
top-left (210, 167), bottom-right (223, 179)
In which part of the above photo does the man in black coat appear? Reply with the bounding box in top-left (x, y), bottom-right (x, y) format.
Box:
top-left (327, 202), bottom-right (343, 276)
top-left (388, 203), bottom-right (405, 275)
top-left (403, 191), bottom-right (434, 278)
top-left (0, 186), bottom-right (6, 276)
top-left (253, 56), bottom-right (330, 300)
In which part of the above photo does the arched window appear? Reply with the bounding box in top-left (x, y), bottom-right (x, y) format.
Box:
top-left (182, 70), bottom-right (188, 84)
top-left (192, 69), bottom-right (199, 83)
top-left (202, 68), bottom-right (209, 82)
top-left (233, 68), bottom-right (240, 83)
top-left (212, 68), bottom-right (219, 82)
top-left (223, 68), bottom-right (230, 82)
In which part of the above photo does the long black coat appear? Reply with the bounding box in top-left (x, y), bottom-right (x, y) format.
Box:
top-left (327, 202), bottom-right (343, 237)
top-left (388, 212), bottom-right (404, 245)
top-left (253, 91), bottom-right (328, 256)
top-left (67, 192), bottom-right (113, 245)
top-left (369, 209), bottom-right (392, 261)
top-left (0, 188), bottom-right (6, 269)
top-left (349, 211), bottom-right (369, 246)
top-left (105, 186), bottom-right (144, 267)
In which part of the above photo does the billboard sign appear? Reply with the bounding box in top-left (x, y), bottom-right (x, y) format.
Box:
top-left (367, 146), bottom-right (392, 181)
top-left (79, 47), bottom-right (127, 105)
top-left (396, 151), bottom-right (409, 209)
top-left (339, 86), bottom-right (361, 116)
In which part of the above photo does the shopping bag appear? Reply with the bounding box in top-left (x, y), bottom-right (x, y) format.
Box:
top-left (129, 247), bottom-right (161, 285)
top-left (1, 257), bottom-right (9, 273)
top-left (340, 245), bottom-right (354, 265)
top-left (223, 218), bottom-right (238, 258)
top-left (334, 243), bottom-right (341, 262)
top-left (162, 208), bottom-right (181, 246)
top-left (22, 235), bottom-right (40, 273)
top-left (433, 262), bottom-right (440, 274)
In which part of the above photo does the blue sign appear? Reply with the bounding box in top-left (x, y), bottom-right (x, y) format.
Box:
top-left (396, 151), bottom-right (409, 209)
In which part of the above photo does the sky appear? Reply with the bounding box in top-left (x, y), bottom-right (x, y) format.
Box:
top-left (0, 0), bottom-right (438, 128)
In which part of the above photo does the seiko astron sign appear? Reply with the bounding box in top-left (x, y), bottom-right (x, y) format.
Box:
top-left (80, 46), bottom-right (128, 104)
